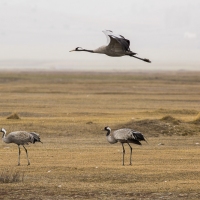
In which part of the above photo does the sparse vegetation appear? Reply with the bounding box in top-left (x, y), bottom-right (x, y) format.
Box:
top-left (6, 113), bottom-right (20, 120)
top-left (0, 168), bottom-right (24, 183)
top-left (161, 115), bottom-right (181, 125)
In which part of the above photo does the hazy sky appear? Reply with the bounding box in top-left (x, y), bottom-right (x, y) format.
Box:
top-left (0, 0), bottom-right (200, 71)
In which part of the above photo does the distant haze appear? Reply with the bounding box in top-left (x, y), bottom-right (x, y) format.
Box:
top-left (0, 0), bottom-right (200, 71)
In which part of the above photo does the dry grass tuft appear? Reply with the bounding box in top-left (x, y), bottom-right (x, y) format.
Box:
top-left (118, 116), bottom-right (197, 137)
top-left (161, 115), bottom-right (181, 125)
top-left (6, 113), bottom-right (21, 120)
top-left (192, 112), bottom-right (200, 124)
top-left (0, 169), bottom-right (24, 183)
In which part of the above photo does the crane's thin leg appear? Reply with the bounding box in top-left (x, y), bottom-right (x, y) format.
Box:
top-left (18, 145), bottom-right (21, 166)
top-left (23, 145), bottom-right (30, 166)
top-left (127, 142), bottom-right (132, 165)
top-left (129, 55), bottom-right (151, 63)
top-left (121, 143), bottom-right (125, 166)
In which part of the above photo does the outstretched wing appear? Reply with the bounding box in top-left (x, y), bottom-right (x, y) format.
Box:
top-left (103, 30), bottom-right (130, 51)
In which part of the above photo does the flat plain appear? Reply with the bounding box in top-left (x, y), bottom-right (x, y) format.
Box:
top-left (0, 71), bottom-right (200, 200)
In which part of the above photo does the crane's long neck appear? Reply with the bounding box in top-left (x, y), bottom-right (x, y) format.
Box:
top-left (1, 129), bottom-right (9, 143)
top-left (106, 129), bottom-right (117, 144)
top-left (2, 130), bottom-right (6, 138)
top-left (106, 129), bottom-right (111, 137)
top-left (93, 46), bottom-right (107, 54)
top-left (78, 49), bottom-right (94, 53)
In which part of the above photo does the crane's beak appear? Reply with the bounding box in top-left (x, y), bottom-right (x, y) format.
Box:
top-left (69, 49), bottom-right (75, 52)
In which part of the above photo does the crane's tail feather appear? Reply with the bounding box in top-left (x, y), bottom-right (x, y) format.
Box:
top-left (128, 139), bottom-right (142, 145)
top-left (132, 131), bottom-right (148, 144)
top-left (30, 132), bottom-right (43, 144)
top-left (144, 136), bottom-right (148, 144)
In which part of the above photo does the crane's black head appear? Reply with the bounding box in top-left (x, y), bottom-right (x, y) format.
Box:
top-left (69, 47), bottom-right (83, 52)
top-left (104, 126), bottom-right (111, 132)
top-left (104, 126), bottom-right (110, 131)
top-left (1, 128), bottom-right (6, 133)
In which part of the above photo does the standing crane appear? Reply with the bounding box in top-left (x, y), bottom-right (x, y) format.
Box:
top-left (1, 128), bottom-right (42, 166)
top-left (104, 126), bottom-right (147, 166)
top-left (70, 30), bottom-right (151, 63)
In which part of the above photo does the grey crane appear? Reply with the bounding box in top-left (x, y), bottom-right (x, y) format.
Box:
top-left (104, 126), bottom-right (147, 166)
top-left (1, 128), bottom-right (42, 166)
top-left (70, 30), bottom-right (151, 63)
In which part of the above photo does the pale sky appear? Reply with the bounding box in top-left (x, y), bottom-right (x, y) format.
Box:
top-left (0, 0), bottom-right (200, 71)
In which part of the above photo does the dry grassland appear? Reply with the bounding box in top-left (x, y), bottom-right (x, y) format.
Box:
top-left (0, 71), bottom-right (200, 199)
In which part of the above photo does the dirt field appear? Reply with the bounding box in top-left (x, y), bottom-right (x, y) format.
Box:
top-left (0, 71), bottom-right (200, 199)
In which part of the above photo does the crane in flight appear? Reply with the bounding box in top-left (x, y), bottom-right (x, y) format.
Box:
top-left (70, 30), bottom-right (151, 63)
